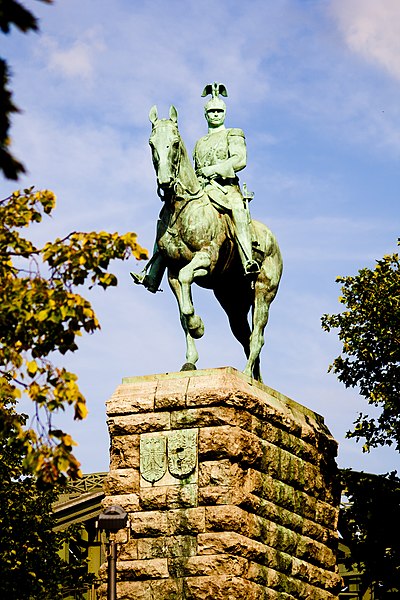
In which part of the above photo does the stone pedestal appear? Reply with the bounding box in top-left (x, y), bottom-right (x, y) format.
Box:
top-left (102, 367), bottom-right (341, 599)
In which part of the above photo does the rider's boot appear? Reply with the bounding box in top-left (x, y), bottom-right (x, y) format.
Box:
top-left (130, 251), bottom-right (166, 293)
top-left (231, 208), bottom-right (260, 277)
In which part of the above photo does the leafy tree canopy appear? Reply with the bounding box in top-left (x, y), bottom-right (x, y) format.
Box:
top-left (321, 243), bottom-right (400, 452)
top-left (340, 469), bottom-right (400, 597)
top-left (0, 188), bottom-right (147, 484)
top-left (1, 0), bottom-right (53, 179)
top-left (0, 400), bottom-right (96, 599)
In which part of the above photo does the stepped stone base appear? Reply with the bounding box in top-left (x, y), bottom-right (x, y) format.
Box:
top-left (101, 367), bottom-right (341, 599)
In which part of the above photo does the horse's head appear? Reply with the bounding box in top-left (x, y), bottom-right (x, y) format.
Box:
top-left (149, 105), bottom-right (181, 193)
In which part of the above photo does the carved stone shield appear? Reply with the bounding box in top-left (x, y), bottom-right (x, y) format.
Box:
top-left (167, 429), bottom-right (197, 479)
top-left (140, 434), bottom-right (167, 484)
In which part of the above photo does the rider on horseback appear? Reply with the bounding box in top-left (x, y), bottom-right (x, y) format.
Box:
top-left (131, 83), bottom-right (259, 292)
top-left (194, 82), bottom-right (259, 277)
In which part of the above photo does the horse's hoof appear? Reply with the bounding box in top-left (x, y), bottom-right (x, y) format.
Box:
top-left (180, 363), bottom-right (197, 372)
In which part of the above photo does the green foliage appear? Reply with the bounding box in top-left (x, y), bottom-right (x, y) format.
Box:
top-left (324, 244), bottom-right (400, 593)
top-left (321, 243), bottom-right (400, 451)
top-left (1, 0), bottom-right (53, 179)
top-left (0, 400), bottom-right (95, 599)
top-left (0, 188), bottom-right (148, 483)
top-left (0, 57), bottom-right (26, 179)
top-left (340, 469), bottom-right (400, 597)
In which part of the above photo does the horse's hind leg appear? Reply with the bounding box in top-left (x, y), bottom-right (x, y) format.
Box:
top-left (244, 285), bottom-right (276, 383)
top-left (168, 273), bottom-right (199, 369)
top-left (214, 282), bottom-right (252, 359)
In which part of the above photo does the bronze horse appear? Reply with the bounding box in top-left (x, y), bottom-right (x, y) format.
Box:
top-left (148, 105), bottom-right (282, 382)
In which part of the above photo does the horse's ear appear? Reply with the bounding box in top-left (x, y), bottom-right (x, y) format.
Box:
top-left (169, 105), bottom-right (178, 123)
top-left (149, 105), bottom-right (158, 125)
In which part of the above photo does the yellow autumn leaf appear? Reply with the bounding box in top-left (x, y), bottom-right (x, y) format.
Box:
top-left (26, 360), bottom-right (38, 377)
top-left (61, 434), bottom-right (77, 447)
top-left (74, 399), bottom-right (88, 420)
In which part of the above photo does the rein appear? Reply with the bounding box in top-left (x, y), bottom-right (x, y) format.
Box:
top-left (151, 121), bottom-right (204, 204)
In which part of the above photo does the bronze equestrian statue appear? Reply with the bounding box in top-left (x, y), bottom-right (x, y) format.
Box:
top-left (132, 84), bottom-right (282, 382)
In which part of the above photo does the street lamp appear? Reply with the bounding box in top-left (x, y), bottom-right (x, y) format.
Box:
top-left (98, 506), bottom-right (129, 600)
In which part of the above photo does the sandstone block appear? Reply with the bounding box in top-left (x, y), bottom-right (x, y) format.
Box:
top-left (108, 411), bottom-right (170, 436)
top-left (170, 405), bottom-right (252, 430)
top-left (241, 491), bottom-right (304, 534)
top-left (198, 485), bottom-right (234, 506)
top-left (251, 417), bottom-right (320, 465)
top-left (115, 581), bottom-right (152, 600)
top-left (302, 516), bottom-right (338, 548)
top-left (182, 574), bottom-right (279, 600)
top-left (109, 434), bottom-right (139, 469)
top-left (296, 536), bottom-right (336, 569)
top-left (116, 558), bottom-right (169, 580)
top-left (199, 425), bottom-right (263, 465)
top-left (169, 553), bottom-right (248, 578)
top-left (137, 535), bottom-right (197, 559)
top-left (130, 510), bottom-right (169, 537)
top-left (154, 376), bottom-right (188, 410)
top-left (245, 470), bottom-right (338, 529)
top-left (291, 556), bottom-right (342, 592)
top-left (197, 531), bottom-right (268, 563)
top-left (198, 459), bottom-right (246, 488)
top-left (198, 531), bottom-right (294, 576)
top-left (167, 507), bottom-right (205, 536)
top-left (106, 381), bottom-right (156, 416)
top-left (150, 578), bottom-right (184, 599)
top-left (205, 504), bottom-right (328, 561)
top-left (102, 492), bottom-right (140, 512)
top-left (242, 491), bottom-right (336, 548)
top-left (117, 538), bottom-right (138, 561)
top-left (248, 512), bottom-right (299, 554)
top-left (103, 468), bottom-right (139, 495)
top-left (185, 371), bottom-right (237, 408)
top-left (316, 499), bottom-right (340, 530)
top-left (246, 561), bottom-right (337, 599)
top-left (205, 504), bottom-right (251, 537)
top-left (139, 484), bottom-right (197, 511)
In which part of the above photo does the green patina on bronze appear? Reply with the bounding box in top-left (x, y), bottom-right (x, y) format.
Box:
top-left (131, 84), bottom-right (283, 382)
top-left (140, 429), bottom-right (198, 484)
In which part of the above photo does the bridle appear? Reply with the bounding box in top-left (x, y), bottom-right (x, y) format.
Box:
top-left (150, 121), bottom-right (203, 204)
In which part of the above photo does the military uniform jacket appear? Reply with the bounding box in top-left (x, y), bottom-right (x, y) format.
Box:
top-left (193, 127), bottom-right (246, 182)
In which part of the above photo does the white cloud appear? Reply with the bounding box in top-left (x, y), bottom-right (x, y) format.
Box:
top-left (331, 0), bottom-right (400, 80)
top-left (41, 28), bottom-right (105, 80)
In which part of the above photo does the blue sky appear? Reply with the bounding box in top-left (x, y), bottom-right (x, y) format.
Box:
top-left (3, 0), bottom-right (399, 474)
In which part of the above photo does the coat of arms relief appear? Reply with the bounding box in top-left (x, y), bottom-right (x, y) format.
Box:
top-left (140, 429), bottom-right (197, 485)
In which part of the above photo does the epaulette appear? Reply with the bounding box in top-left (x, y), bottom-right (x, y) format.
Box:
top-left (227, 128), bottom-right (245, 138)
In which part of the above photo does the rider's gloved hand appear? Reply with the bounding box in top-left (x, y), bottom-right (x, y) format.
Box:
top-left (200, 166), bottom-right (217, 179)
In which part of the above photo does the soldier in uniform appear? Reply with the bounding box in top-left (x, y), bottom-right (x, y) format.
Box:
top-left (131, 83), bottom-right (259, 292)
top-left (194, 82), bottom-right (259, 276)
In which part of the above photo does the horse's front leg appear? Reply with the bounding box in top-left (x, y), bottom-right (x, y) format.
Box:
top-left (178, 250), bottom-right (210, 317)
top-left (168, 273), bottom-right (199, 369)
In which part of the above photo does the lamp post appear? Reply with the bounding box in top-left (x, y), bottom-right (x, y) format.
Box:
top-left (98, 505), bottom-right (129, 600)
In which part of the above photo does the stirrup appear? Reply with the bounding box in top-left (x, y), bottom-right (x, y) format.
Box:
top-left (130, 272), bottom-right (159, 294)
top-left (244, 260), bottom-right (260, 277)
